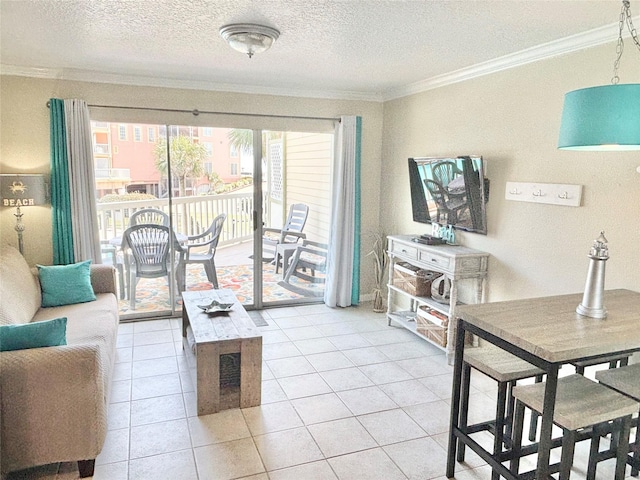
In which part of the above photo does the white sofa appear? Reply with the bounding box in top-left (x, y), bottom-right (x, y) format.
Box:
top-left (0, 245), bottom-right (119, 477)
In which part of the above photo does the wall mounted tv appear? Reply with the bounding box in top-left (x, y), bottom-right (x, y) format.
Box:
top-left (408, 156), bottom-right (489, 235)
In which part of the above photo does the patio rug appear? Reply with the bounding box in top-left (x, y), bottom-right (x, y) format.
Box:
top-left (118, 261), bottom-right (323, 316)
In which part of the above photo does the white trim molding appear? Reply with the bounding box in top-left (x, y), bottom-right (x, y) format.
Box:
top-left (383, 18), bottom-right (639, 101)
top-left (0, 64), bottom-right (383, 103)
top-left (2, 17), bottom-right (636, 103)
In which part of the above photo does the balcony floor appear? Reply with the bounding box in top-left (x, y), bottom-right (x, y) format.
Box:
top-left (118, 242), bottom-right (324, 316)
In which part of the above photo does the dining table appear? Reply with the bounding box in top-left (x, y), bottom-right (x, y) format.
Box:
top-left (446, 288), bottom-right (640, 479)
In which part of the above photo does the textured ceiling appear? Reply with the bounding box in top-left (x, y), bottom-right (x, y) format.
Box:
top-left (0, 0), bottom-right (633, 100)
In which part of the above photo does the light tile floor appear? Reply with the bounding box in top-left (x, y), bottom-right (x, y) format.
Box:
top-left (6, 304), bottom-right (637, 479)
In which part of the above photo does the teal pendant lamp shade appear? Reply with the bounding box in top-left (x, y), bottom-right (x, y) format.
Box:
top-left (558, 0), bottom-right (640, 151)
top-left (558, 84), bottom-right (640, 151)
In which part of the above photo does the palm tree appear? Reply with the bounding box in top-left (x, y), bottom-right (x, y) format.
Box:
top-left (227, 129), bottom-right (285, 225)
top-left (154, 135), bottom-right (207, 232)
top-left (227, 129), bottom-right (253, 154)
top-left (154, 135), bottom-right (206, 197)
top-left (227, 129), bottom-right (284, 156)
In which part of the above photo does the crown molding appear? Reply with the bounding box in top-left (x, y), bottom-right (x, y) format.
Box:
top-left (0, 65), bottom-right (61, 79)
top-left (2, 17), bottom-right (636, 104)
top-left (0, 64), bottom-right (383, 103)
top-left (382, 18), bottom-right (638, 101)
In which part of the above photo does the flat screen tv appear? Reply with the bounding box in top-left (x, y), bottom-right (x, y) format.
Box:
top-left (408, 156), bottom-right (489, 235)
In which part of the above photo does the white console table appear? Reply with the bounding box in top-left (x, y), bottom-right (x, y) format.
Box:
top-left (386, 235), bottom-right (489, 363)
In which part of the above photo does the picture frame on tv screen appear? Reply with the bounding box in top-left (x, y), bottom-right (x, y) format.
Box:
top-left (408, 156), bottom-right (489, 235)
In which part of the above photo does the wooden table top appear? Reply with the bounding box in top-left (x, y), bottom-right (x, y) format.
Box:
top-left (182, 290), bottom-right (260, 344)
top-left (456, 289), bottom-right (640, 363)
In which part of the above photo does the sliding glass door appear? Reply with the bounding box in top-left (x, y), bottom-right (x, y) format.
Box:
top-left (91, 119), bottom-right (334, 319)
top-left (93, 121), bottom-right (178, 319)
top-left (259, 130), bottom-right (333, 307)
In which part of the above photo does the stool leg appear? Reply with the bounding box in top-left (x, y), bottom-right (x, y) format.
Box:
top-left (615, 416), bottom-right (632, 480)
top-left (528, 374), bottom-right (543, 442)
top-left (632, 408), bottom-right (639, 477)
top-left (586, 425), bottom-right (602, 480)
top-left (492, 381), bottom-right (508, 480)
top-left (559, 429), bottom-right (577, 480)
top-left (504, 380), bottom-right (516, 446)
top-left (510, 400), bottom-right (526, 476)
top-left (457, 362), bottom-right (472, 462)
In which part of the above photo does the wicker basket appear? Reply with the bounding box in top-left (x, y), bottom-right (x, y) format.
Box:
top-left (392, 263), bottom-right (442, 297)
top-left (416, 306), bottom-right (449, 347)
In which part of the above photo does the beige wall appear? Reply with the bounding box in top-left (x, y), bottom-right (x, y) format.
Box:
top-left (382, 42), bottom-right (640, 302)
top-left (2, 41), bottom-right (638, 303)
top-left (0, 77), bottom-right (384, 300)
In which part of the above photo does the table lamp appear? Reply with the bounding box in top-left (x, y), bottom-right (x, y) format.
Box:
top-left (0, 174), bottom-right (47, 255)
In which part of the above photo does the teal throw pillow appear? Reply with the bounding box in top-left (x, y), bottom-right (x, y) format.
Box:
top-left (37, 260), bottom-right (96, 307)
top-left (0, 317), bottom-right (67, 352)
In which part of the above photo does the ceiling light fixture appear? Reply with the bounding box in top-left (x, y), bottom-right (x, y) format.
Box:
top-left (219, 23), bottom-right (280, 58)
top-left (558, 0), bottom-right (640, 151)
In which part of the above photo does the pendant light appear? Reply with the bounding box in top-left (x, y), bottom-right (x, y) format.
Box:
top-left (558, 1), bottom-right (640, 151)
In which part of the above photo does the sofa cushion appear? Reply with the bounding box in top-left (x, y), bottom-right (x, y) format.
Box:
top-left (0, 245), bottom-right (41, 325)
top-left (37, 260), bottom-right (96, 307)
top-left (33, 293), bottom-right (120, 401)
top-left (0, 317), bottom-right (67, 352)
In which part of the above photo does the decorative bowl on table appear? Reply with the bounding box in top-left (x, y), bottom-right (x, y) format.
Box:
top-left (197, 300), bottom-right (234, 314)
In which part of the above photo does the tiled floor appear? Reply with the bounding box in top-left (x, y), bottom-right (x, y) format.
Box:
top-left (6, 304), bottom-right (637, 479)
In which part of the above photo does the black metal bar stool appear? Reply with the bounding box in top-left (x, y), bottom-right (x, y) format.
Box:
top-left (596, 363), bottom-right (640, 477)
top-left (458, 345), bottom-right (545, 480)
top-left (510, 374), bottom-right (639, 480)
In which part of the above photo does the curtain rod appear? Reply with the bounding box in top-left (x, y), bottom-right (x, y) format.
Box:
top-left (45, 101), bottom-right (340, 123)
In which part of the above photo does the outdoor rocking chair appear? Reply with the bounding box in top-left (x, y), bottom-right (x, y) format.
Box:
top-left (278, 239), bottom-right (327, 298)
top-left (262, 203), bottom-right (309, 263)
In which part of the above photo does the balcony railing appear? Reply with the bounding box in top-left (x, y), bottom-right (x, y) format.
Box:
top-left (95, 168), bottom-right (131, 179)
top-left (96, 191), bottom-right (262, 247)
top-left (94, 144), bottom-right (110, 154)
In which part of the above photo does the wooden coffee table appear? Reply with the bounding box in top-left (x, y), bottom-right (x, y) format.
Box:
top-left (181, 289), bottom-right (262, 415)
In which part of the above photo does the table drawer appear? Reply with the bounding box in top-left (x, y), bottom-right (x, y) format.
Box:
top-left (390, 242), bottom-right (418, 260)
top-left (418, 250), bottom-right (451, 270)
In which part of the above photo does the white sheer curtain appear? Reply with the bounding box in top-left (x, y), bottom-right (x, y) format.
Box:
top-left (64, 99), bottom-right (101, 262)
top-left (325, 116), bottom-right (362, 307)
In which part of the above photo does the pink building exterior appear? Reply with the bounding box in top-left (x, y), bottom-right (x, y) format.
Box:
top-left (92, 122), bottom-right (242, 199)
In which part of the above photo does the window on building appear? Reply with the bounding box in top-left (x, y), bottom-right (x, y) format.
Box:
top-left (230, 163), bottom-right (238, 175)
top-left (203, 127), bottom-right (213, 137)
top-left (118, 125), bottom-right (127, 140)
top-left (204, 162), bottom-right (213, 174)
top-left (203, 142), bottom-right (213, 156)
top-left (159, 125), bottom-right (167, 138)
top-left (230, 144), bottom-right (239, 157)
top-left (134, 126), bottom-right (142, 142)
top-left (148, 127), bottom-right (156, 143)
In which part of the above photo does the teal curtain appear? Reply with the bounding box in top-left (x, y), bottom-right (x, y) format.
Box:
top-left (351, 116), bottom-right (362, 305)
top-left (50, 98), bottom-right (74, 265)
